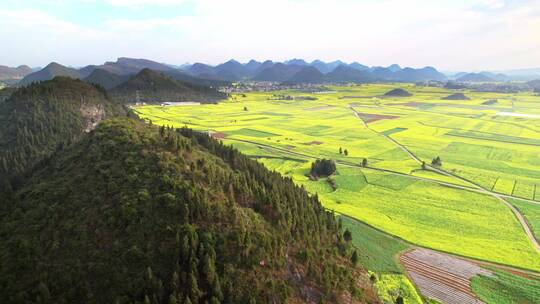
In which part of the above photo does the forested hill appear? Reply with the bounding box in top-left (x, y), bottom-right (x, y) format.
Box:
top-left (0, 118), bottom-right (376, 303)
top-left (110, 68), bottom-right (227, 104)
top-left (0, 77), bottom-right (124, 183)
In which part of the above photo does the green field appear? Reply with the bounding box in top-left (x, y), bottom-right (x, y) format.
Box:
top-left (471, 269), bottom-right (540, 304)
top-left (135, 84), bottom-right (540, 272)
top-left (340, 216), bottom-right (423, 304)
top-left (508, 198), bottom-right (540, 240)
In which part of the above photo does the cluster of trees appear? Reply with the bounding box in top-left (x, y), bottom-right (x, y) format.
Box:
top-left (339, 147), bottom-right (348, 156)
top-left (431, 156), bottom-right (442, 167)
top-left (0, 118), bottom-right (365, 303)
top-left (310, 159), bottom-right (337, 177)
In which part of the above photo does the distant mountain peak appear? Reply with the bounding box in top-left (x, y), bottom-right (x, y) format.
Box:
top-left (288, 66), bottom-right (325, 83)
top-left (456, 72), bottom-right (495, 82)
top-left (19, 62), bottom-right (82, 86)
top-left (387, 64), bottom-right (402, 72)
top-left (285, 58), bottom-right (308, 66)
top-left (110, 68), bottom-right (226, 104)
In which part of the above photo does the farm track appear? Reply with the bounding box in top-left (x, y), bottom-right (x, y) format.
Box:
top-left (139, 105), bottom-right (540, 259)
top-left (349, 106), bottom-right (540, 254)
top-left (227, 134), bottom-right (540, 256)
top-left (224, 136), bottom-right (540, 207)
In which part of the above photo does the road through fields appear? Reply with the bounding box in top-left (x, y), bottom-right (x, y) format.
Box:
top-left (348, 106), bottom-right (540, 254)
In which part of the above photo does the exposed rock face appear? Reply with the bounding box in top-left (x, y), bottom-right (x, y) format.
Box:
top-left (80, 103), bottom-right (106, 132)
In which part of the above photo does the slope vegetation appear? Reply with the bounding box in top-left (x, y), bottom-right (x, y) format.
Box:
top-left (83, 68), bottom-right (130, 90)
top-left (0, 77), bottom-right (124, 182)
top-left (110, 69), bottom-right (226, 104)
top-left (0, 118), bottom-right (376, 303)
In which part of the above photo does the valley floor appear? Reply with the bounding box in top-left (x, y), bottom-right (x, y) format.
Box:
top-left (135, 83), bottom-right (540, 302)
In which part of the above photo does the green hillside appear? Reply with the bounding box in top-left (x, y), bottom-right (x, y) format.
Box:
top-left (0, 118), bottom-right (375, 304)
top-left (0, 77), bottom-right (124, 182)
top-left (84, 68), bottom-right (131, 90)
top-left (110, 69), bottom-right (227, 104)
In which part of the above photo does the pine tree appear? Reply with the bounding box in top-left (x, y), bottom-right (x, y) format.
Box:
top-left (351, 250), bottom-right (359, 265)
top-left (343, 229), bottom-right (352, 242)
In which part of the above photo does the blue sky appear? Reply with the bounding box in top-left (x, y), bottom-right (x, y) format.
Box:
top-left (1, 0), bottom-right (539, 71)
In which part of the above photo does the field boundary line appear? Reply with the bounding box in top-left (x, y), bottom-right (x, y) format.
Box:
top-left (334, 211), bottom-right (540, 278)
top-left (223, 137), bottom-right (540, 206)
top-left (491, 177), bottom-right (499, 191)
top-left (348, 106), bottom-right (540, 254)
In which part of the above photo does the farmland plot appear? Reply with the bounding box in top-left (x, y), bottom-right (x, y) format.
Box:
top-left (136, 84), bottom-right (540, 272)
top-left (400, 249), bottom-right (491, 304)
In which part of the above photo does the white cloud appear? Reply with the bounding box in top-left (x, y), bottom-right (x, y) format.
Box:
top-left (481, 0), bottom-right (507, 9)
top-left (105, 0), bottom-right (186, 7)
top-left (0, 0), bottom-right (539, 70)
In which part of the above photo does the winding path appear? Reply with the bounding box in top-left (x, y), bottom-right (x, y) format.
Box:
top-left (349, 106), bottom-right (540, 254)
top-left (137, 105), bottom-right (540, 254)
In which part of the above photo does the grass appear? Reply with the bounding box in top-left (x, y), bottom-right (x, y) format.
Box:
top-left (339, 216), bottom-right (422, 304)
top-left (493, 178), bottom-right (516, 195)
top-left (373, 273), bottom-right (423, 304)
top-left (135, 84), bottom-right (540, 272)
top-left (471, 269), bottom-right (540, 304)
top-left (446, 130), bottom-right (540, 146)
top-left (513, 182), bottom-right (535, 200)
top-left (507, 198), bottom-right (540, 241)
top-left (318, 167), bottom-right (540, 271)
top-left (340, 216), bottom-right (409, 273)
top-left (382, 127), bottom-right (407, 136)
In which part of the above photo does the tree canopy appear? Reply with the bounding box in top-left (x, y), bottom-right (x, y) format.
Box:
top-left (0, 118), bottom-right (372, 304)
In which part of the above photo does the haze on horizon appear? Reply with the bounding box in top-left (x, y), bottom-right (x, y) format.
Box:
top-left (0, 0), bottom-right (539, 72)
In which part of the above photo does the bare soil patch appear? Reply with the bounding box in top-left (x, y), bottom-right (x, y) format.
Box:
top-left (208, 131), bottom-right (226, 139)
top-left (303, 141), bottom-right (323, 145)
top-left (356, 112), bottom-right (399, 124)
top-left (400, 249), bottom-right (491, 304)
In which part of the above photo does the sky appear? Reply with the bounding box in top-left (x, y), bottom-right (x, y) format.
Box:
top-left (0, 0), bottom-right (539, 71)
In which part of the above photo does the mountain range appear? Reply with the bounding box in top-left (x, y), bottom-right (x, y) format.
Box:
top-left (0, 65), bottom-right (33, 81)
top-left (184, 59), bottom-right (447, 83)
top-left (9, 58), bottom-right (540, 88)
top-left (13, 58), bottom-right (450, 87)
